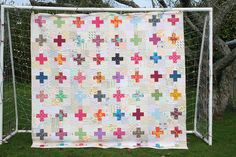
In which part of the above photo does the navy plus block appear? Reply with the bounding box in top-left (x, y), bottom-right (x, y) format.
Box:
top-left (170, 70), bottom-right (181, 82)
top-left (36, 72), bottom-right (48, 84)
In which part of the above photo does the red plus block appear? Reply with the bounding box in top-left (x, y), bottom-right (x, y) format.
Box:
top-left (35, 16), bottom-right (46, 27)
top-left (36, 53), bottom-right (47, 65)
top-left (93, 54), bottom-right (104, 65)
top-left (171, 127), bottom-right (182, 138)
top-left (113, 128), bottom-right (125, 139)
top-left (132, 108), bottom-right (144, 120)
top-left (113, 90), bottom-right (125, 102)
top-left (92, 17), bottom-right (104, 28)
top-left (131, 53), bottom-right (142, 64)
top-left (75, 109), bottom-right (87, 121)
top-left (55, 72), bottom-right (67, 83)
top-left (167, 14), bottom-right (179, 25)
top-left (150, 71), bottom-right (162, 82)
top-left (54, 35), bottom-right (66, 47)
top-left (36, 110), bottom-right (48, 122)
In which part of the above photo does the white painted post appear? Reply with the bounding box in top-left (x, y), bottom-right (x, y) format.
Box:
top-left (194, 15), bottom-right (208, 132)
top-left (208, 8), bottom-right (213, 146)
top-left (1, 5), bottom-right (213, 12)
top-left (0, 5), bottom-right (5, 145)
top-left (6, 10), bottom-right (18, 132)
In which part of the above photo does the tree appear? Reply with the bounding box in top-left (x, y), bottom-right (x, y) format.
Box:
top-left (29, 0), bottom-right (110, 7)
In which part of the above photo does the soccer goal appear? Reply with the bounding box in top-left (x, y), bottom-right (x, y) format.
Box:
top-left (0, 5), bottom-right (212, 146)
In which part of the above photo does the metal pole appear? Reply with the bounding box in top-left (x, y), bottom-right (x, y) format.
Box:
top-left (186, 130), bottom-right (194, 134)
top-left (2, 130), bottom-right (17, 143)
top-left (208, 9), bottom-right (213, 146)
top-left (6, 10), bottom-right (18, 132)
top-left (195, 130), bottom-right (210, 144)
top-left (194, 15), bottom-right (208, 133)
top-left (2, 5), bottom-right (212, 12)
top-left (0, 5), bottom-right (5, 145)
top-left (18, 130), bottom-right (31, 133)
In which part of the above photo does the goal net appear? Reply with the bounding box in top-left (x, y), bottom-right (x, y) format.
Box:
top-left (0, 5), bottom-right (212, 145)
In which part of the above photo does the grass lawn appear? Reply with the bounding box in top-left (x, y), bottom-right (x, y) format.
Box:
top-left (0, 111), bottom-right (235, 157)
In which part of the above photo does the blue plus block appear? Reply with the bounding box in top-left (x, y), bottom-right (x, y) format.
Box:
top-left (170, 70), bottom-right (181, 82)
top-left (113, 109), bottom-right (125, 120)
top-left (150, 52), bottom-right (162, 64)
top-left (36, 72), bottom-right (48, 84)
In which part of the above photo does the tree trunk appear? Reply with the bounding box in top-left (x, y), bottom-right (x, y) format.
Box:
top-left (213, 63), bottom-right (234, 118)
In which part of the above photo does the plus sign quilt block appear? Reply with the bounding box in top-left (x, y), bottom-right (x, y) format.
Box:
top-left (31, 11), bottom-right (187, 149)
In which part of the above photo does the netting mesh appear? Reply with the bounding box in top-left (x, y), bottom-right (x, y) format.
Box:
top-left (195, 16), bottom-right (210, 141)
top-left (1, 7), bottom-right (211, 143)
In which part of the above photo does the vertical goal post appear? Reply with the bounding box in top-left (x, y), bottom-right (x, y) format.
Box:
top-left (0, 5), bottom-right (213, 146)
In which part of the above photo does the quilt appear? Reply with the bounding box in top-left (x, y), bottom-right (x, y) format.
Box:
top-left (31, 11), bottom-right (187, 149)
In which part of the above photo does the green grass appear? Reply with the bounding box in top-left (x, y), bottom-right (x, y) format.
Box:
top-left (0, 111), bottom-right (235, 157)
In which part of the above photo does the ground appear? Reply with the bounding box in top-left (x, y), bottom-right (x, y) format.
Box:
top-left (0, 111), bottom-right (235, 157)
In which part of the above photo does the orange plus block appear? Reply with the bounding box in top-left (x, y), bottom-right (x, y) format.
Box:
top-left (168, 33), bottom-right (179, 44)
top-left (152, 127), bottom-right (164, 138)
top-left (94, 109), bottom-right (105, 121)
top-left (93, 72), bottom-right (105, 83)
top-left (111, 16), bottom-right (122, 28)
top-left (54, 53), bottom-right (66, 65)
top-left (131, 71), bottom-right (143, 83)
top-left (73, 17), bottom-right (84, 28)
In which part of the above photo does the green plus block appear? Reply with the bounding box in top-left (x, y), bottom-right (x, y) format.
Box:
top-left (53, 17), bottom-right (65, 28)
top-left (75, 128), bottom-right (87, 140)
top-left (55, 90), bottom-right (67, 102)
top-left (130, 34), bottom-right (142, 46)
top-left (151, 89), bottom-right (162, 101)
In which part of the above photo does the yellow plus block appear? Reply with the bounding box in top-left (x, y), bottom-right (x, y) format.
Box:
top-left (170, 89), bottom-right (182, 100)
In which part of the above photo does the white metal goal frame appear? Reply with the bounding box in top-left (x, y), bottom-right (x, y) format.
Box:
top-left (0, 5), bottom-right (213, 146)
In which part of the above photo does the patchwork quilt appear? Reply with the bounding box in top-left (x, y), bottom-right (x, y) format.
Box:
top-left (31, 11), bottom-right (187, 149)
